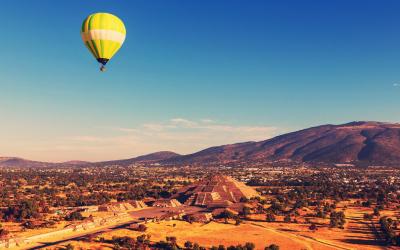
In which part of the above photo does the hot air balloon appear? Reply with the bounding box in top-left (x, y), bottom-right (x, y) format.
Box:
top-left (81, 13), bottom-right (126, 72)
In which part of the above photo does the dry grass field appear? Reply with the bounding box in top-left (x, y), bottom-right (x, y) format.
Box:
top-left (96, 214), bottom-right (396, 250)
top-left (88, 220), bottom-right (311, 250)
top-left (24, 200), bottom-right (400, 250)
top-left (73, 205), bottom-right (397, 249)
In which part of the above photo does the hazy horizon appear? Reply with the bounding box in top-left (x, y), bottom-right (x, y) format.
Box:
top-left (1, 119), bottom-right (398, 163)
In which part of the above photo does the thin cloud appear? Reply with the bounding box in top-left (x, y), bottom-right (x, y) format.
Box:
top-left (69, 136), bottom-right (104, 142)
top-left (201, 119), bottom-right (215, 123)
top-left (61, 118), bottom-right (279, 161)
top-left (170, 118), bottom-right (197, 127)
top-left (393, 83), bottom-right (400, 87)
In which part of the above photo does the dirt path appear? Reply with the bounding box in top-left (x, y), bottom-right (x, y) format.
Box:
top-left (250, 222), bottom-right (353, 250)
top-left (297, 234), bottom-right (353, 250)
top-left (249, 222), bottom-right (314, 250)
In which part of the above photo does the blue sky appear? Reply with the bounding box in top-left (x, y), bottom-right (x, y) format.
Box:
top-left (1, 0), bottom-right (400, 161)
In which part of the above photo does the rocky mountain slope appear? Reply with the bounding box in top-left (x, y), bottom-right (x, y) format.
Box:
top-left (163, 121), bottom-right (400, 166)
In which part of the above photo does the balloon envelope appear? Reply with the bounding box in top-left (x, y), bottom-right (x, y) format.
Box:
top-left (81, 13), bottom-right (126, 67)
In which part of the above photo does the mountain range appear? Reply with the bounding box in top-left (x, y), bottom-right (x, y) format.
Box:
top-left (1, 121), bottom-right (400, 168)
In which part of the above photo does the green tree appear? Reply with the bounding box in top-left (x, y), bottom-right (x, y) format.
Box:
top-left (330, 211), bottom-right (345, 228)
top-left (184, 241), bottom-right (193, 249)
top-left (364, 213), bottom-right (373, 220)
top-left (373, 207), bottom-right (380, 217)
top-left (65, 211), bottom-right (84, 221)
top-left (309, 223), bottom-right (317, 231)
top-left (244, 242), bottom-right (255, 250)
top-left (235, 218), bottom-right (242, 226)
top-left (218, 210), bottom-right (236, 224)
top-left (241, 206), bottom-right (251, 218)
top-left (265, 244), bottom-right (280, 250)
top-left (266, 213), bottom-right (276, 222)
top-left (0, 227), bottom-right (9, 238)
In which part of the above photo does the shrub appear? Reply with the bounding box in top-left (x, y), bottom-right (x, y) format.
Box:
top-left (329, 211), bottom-right (345, 228)
top-left (266, 213), bottom-right (276, 222)
top-left (265, 244), bottom-right (280, 250)
top-left (65, 211), bottom-right (84, 221)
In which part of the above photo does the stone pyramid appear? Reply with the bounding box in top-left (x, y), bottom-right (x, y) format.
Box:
top-left (175, 175), bottom-right (259, 207)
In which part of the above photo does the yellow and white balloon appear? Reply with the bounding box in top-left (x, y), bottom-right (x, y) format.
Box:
top-left (81, 13), bottom-right (126, 71)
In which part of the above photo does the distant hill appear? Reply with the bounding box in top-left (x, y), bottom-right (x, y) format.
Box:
top-left (0, 157), bottom-right (90, 168)
top-left (0, 151), bottom-right (180, 168)
top-left (0, 157), bottom-right (50, 168)
top-left (93, 151), bottom-right (181, 166)
top-left (1, 121), bottom-right (400, 168)
top-left (163, 121), bottom-right (400, 166)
